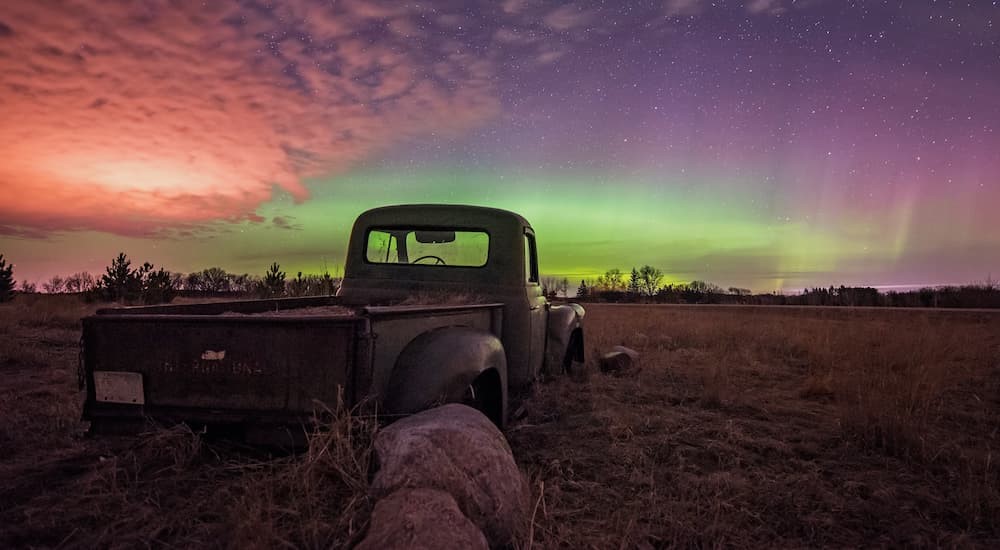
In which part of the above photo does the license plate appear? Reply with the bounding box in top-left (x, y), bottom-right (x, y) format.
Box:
top-left (93, 371), bottom-right (145, 405)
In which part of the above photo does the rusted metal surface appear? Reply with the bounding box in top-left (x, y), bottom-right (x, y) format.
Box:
top-left (92, 371), bottom-right (144, 405)
top-left (96, 295), bottom-right (346, 316)
top-left (82, 302), bottom-right (505, 427)
top-left (365, 306), bottom-right (503, 403)
top-left (83, 314), bottom-right (364, 422)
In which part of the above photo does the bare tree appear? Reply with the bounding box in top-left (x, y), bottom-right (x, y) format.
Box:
top-left (595, 268), bottom-right (625, 292)
top-left (638, 265), bottom-right (663, 297)
top-left (42, 275), bottom-right (65, 294)
top-left (64, 272), bottom-right (96, 293)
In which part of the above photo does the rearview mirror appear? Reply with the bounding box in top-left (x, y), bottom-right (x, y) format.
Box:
top-left (414, 230), bottom-right (456, 243)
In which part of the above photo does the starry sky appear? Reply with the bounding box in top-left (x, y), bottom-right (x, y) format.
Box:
top-left (1, 0), bottom-right (998, 292)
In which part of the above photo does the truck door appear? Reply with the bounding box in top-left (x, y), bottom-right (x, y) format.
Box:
top-left (524, 231), bottom-right (547, 381)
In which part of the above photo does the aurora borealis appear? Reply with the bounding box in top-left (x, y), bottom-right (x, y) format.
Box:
top-left (1, 1), bottom-right (997, 291)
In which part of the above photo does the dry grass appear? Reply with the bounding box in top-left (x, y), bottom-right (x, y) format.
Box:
top-left (2, 401), bottom-right (377, 549)
top-left (510, 305), bottom-right (1000, 547)
top-left (2, 296), bottom-right (999, 548)
top-left (397, 290), bottom-right (491, 305)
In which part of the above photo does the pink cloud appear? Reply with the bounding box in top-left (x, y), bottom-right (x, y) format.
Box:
top-left (0, 0), bottom-right (501, 237)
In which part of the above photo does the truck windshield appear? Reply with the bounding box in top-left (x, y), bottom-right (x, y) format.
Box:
top-left (366, 228), bottom-right (489, 267)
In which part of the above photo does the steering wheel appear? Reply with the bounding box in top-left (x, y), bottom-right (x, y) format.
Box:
top-left (411, 255), bottom-right (447, 265)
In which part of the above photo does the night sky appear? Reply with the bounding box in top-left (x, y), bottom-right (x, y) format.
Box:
top-left (1, 0), bottom-right (998, 291)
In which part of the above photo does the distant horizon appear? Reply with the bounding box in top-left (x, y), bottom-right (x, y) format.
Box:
top-left (5, 253), bottom-right (995, 297)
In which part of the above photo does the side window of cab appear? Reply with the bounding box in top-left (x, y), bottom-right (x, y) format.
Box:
top-left (524, 232), bottom-right (538, 284)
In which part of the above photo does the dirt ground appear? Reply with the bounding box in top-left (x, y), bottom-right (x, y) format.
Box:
top-left (1, 295), bottom-right (998, 548)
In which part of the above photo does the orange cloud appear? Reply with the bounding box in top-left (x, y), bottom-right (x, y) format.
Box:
top-left (0, 0), bottom-right (501, 236)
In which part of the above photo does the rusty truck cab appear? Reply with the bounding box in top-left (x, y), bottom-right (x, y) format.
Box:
top-left (338, 204), bottom-right (548, 389)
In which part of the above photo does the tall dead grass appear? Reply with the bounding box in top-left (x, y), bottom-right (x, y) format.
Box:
top-left (224, 401), bottom-right (377, 549)
top-left (0, 293), bottom-right (96, 331)
top-left (514, 304), bottom-right (1000, 546)
top-left (4, 399), bottom-right (378, 549)
top-left (584, 306), bottom-right (995, 462)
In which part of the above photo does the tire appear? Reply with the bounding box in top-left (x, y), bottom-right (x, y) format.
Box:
top-left (462, 369), bottom-right (504, 428)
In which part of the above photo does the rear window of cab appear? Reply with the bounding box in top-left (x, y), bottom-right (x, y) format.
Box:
top-left (365, 228), bottom-right (489, 267)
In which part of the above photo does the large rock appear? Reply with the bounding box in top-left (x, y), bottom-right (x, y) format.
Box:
top-left (355, 488), bottom-right (488, 550)
top-left (371, 404), bottom-right (529, 546)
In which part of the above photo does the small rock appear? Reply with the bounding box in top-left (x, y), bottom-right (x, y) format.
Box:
top-left (355, 488), bottom-right (488, 550)
top-left (371, 404), bottom-right (530, 546)
top-left (599, 345), bottom-right (641, 374)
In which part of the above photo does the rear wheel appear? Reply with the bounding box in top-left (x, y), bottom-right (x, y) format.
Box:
top-left (562, 329), bottom-right (583, 374)
top-left (462, 369), bottom-right (504, 428)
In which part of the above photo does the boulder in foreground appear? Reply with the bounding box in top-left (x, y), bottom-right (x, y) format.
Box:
top-left (355, 488), bottom-right (488, 550)
top-left (371, 403), bottom-right (529, 546)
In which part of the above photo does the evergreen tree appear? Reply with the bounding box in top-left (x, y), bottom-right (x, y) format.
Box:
top-left (136, 262), bottom-right (176, 304)
top-left (576, 279), bottom-right (588, 299)
top-left (0, 254), bottom-right (14, 302)
top-left (262, 262), bottom-right (286, 297)
top-left (93, 253), bottom-right (175, 304)
top-left (628, 267), bottom-right (640, 295)
top-left (97, 253), bottom-right (141, 302)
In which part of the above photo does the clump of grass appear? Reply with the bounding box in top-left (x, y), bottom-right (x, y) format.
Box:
top-left (224, 400), bottom-right (378, 549)
top-left (12, 398), bottom-right (379, 549)
top-left (832, 323), bottom-right (959, 461)
top-left (699, 357), bottom-right (731, 408)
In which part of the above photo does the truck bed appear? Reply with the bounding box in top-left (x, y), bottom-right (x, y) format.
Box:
top-left (82, 296), bottom-right (503, 432)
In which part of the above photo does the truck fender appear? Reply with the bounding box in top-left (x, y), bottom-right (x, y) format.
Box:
top-left (544, 303), bottom-right (586, 374)
top-left (384, 326), bottom-right (508, 428)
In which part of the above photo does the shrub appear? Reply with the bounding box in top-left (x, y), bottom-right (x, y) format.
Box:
top-left (287, 271), bottom-right (309, 297)
top-left (286, 271), bottom-right (341, 297)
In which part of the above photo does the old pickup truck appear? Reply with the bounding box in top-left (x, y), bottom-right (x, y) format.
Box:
top-left (81, 204), bottom-right (584, 440)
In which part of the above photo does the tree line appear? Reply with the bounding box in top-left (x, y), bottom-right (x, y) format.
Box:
top-left (0, 252), bottom-right (340, 305)
top-left (556, 267), bottom-right (1000, 309)
top-left (2, 252), bottom-right (997, 309)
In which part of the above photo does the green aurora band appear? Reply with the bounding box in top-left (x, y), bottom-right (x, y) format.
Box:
top-left (9, 167), bottom-right (986, 293)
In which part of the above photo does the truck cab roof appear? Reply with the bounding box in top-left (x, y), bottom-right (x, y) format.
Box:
top-left (352, 204), bottom-right (531, 231)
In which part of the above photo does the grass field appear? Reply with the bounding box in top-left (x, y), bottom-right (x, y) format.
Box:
top-left (1, 296), bottom-right (998, 548)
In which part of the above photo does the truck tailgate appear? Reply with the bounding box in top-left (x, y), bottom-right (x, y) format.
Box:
top-left (83, 315), bottom-right (366, 421)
